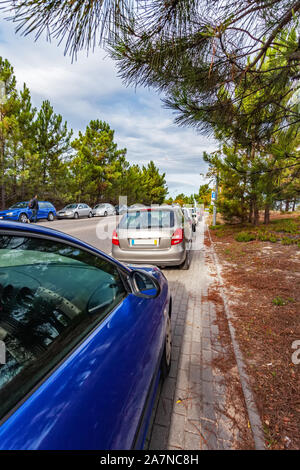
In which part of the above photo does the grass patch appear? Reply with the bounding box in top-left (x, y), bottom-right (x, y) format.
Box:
top-left (272, 296), bottom-right (295, 306)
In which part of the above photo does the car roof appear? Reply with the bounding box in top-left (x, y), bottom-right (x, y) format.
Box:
top-left (125, 205), bottom-right (178, 213)
top-left (0, 221), bottom-right (130, 272)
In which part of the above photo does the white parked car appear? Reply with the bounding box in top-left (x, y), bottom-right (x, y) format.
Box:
top-left (92, 203), bottom-right (116, 217)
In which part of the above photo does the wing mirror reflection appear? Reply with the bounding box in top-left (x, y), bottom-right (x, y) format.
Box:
top-left (128, 269), bottom-right (161, 299)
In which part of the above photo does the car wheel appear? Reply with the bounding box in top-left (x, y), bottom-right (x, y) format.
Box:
top-left (104, 211), bottom-right (108, 217)
top-left (18, 213), bottom-right (28, 224)
top-left (161, 313), bottom-right (172, 379)
top-left (180, 249), bottom-right (190, 270)
top-left (88, 212), bottom-right (92, 218)
top-left (74, 212), bottom-right (79, 219)
top-left (47, 212), bottom-right (54, 221)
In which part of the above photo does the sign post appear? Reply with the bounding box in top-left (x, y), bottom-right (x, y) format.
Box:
top-left (212, 177), bottom-right (218, 226)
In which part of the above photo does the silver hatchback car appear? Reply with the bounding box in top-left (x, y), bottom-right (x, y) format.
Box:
top-left (112, 206), bottom-right (193, 269)
top-left (56, 203), bottom-right (92, 219)
top-left (92, 203), bottom-right (116, 217)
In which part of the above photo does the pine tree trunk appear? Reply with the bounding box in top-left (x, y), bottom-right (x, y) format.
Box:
top-left (292, 199), bottom-right (296, 211)
top-left (285, 200), bottom-right (290, 211)
top-left (248, 199), bottom-right (253, 223)
top-left (254, 202), bottom-right (259, 226)
top-left (264, 204), bottom-right (270, 224)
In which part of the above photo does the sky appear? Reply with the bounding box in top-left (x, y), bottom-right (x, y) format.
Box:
top-left (0, 13), bottom-right (217, 198)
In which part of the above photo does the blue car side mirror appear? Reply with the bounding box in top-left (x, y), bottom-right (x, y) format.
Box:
top-left (128, 269), bottom-right (161, 299)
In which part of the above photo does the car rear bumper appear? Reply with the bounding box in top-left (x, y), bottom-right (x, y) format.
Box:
top-left (112, 244), bottom-right (187, 267)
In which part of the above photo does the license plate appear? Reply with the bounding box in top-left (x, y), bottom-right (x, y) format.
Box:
top-left (130, 239), bottom-right (159, 246)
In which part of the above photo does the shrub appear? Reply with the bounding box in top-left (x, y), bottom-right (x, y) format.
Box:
top-left (235, 231), bottom-right (256, 242)
top-left (257, 231), bottom-right (277, 243)
top-left (281, 237), bottom-right (294, 245)
top-left (257, 231), bottom-right (270, 241)
top-left (272, 221), bottom-right (298, 234)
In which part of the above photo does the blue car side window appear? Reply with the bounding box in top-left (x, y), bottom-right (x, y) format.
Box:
top-left (0, 235), bottom-right (126, 421)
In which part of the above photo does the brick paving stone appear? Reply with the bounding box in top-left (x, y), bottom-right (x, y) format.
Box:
top-left (168, 413), bottom-right (186, 449)
top-left (149, 424), bottom-right (169, 450)
top-left (154, 397), bottom-right (173, 427)
top-left (184, 431), bottom-right (202, 450)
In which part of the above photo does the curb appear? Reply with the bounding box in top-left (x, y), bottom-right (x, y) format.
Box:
top-left (207, 225), bottom-right (266, 450)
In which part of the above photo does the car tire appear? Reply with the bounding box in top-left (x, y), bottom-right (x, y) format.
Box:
top-left (180, 249), bottom-right (190, 270)
top-left (104, 211), bottom-right (108, 217)
top-left (161, 312), bottom-right (172, 380)
top-left (74, 212), bottom-right (79, 219)
top-left (19, 213), bottom-right (29, 224)
top-left (88, 212), bottom-right (92, 218)
top-left (47, 212), bottom-right (54, 221)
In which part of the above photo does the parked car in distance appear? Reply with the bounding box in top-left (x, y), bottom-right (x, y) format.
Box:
top-left (0, 220), bottom-right (171, 450)
top-left (114, 204), bottom-right (128, 215)
top-left (182, 207), bottom-right (196, 232)
top-left (112, 205), bottom-right (192, 269)
top-left (191, 207), bottom-right (200, 223)
top-left (0, 201), bottom-right (56, 224)
top-left (92, 203), bottom-right (116, 217)
top-left (129, 204), bottom-right (147, 209)
top-left (56, 203), bottom-right (92, 219)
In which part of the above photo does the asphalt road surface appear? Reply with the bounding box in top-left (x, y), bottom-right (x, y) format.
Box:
top-left (38, 214), bottom-right (120, 255)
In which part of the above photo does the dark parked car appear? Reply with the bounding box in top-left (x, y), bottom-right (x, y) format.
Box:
top-left (0, 221), bottom-right (172, 450)
top-left (0, 201), bottom-right (56, 223)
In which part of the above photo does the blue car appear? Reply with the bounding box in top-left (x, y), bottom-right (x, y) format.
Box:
top-left (0, 221), bottom-right (172, 449)
top-left (0, 201), bottom-right (56, 223)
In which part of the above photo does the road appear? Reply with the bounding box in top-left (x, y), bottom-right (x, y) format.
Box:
top-left (38, 214), bottom-right (120, 255)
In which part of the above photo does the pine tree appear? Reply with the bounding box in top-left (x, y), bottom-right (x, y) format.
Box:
top-left (33, 100), bottom-right (72, 201)
top-left (0, 57), bottom-right (19, 209)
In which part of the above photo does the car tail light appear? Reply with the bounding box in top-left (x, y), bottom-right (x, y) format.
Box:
top-left (112, 229), bottom-right (119, 246)
top-left (171, 228), bottom-right (184, 245)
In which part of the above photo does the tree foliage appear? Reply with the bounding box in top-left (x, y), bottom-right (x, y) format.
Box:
top-left (0, 56), bottom-right (168, 209)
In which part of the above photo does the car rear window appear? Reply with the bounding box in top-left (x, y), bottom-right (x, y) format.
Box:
top-left (119, 210), bottom-right (174, 229)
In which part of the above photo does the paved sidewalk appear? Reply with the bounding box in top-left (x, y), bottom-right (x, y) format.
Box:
top-left (148, 218), bottom-right (249, 450)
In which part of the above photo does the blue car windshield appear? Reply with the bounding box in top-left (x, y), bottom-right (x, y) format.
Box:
top-left (9, 202), bottom-right (28, 209)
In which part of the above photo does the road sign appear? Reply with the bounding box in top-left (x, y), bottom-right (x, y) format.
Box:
top-left (211, 191), bottom-right (216, 200)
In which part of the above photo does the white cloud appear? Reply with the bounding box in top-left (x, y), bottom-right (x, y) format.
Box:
top-left (0, 14), bottom-right (216, 197)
